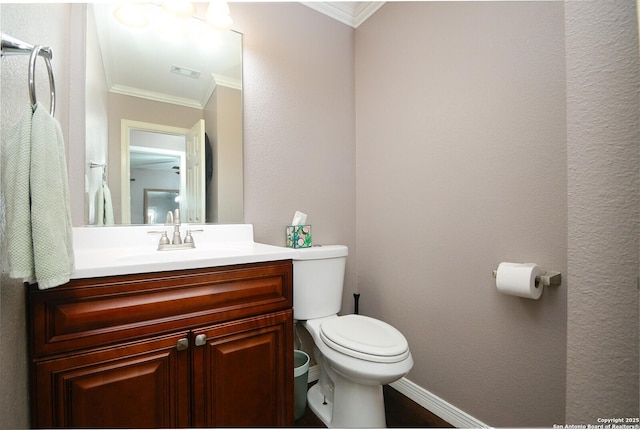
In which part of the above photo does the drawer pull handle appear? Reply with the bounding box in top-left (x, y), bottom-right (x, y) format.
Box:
top-left (195, 334), bottom-right (207, 347)
top-left (176, 338), bottom-right (189, 351)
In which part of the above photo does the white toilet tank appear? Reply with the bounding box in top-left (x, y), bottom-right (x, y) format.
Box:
top-left (293, 245), bottom-right (348, 320)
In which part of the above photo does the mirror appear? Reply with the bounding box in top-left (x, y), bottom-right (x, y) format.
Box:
top-left (128, 125), bottom-right (186, 224)
top-left (85, 3), bottom-right (243, 226)
top-left (144, 189), bottom-right (180, 225)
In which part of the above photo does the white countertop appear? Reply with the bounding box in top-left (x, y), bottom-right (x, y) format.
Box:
top-left (71, 224), bottom-right (299, 279)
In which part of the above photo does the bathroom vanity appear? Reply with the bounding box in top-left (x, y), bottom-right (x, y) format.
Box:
top-left (27, 225), bottom-right (297, 428)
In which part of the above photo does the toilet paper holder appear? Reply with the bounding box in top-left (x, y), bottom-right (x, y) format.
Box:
top-left (492, 268), bottom-right (562, 287)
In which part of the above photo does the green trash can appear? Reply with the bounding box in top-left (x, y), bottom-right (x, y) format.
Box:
top-left (293, 350), bottom-right (310, 420)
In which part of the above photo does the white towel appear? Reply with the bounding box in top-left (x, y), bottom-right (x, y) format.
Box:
top-left (103, 184), bottom-right (114, 225)
top-left (94, 183), bottom-right (114, 225)
top-left (1, 103), bottom-right (75, 289)
top-left (94, 185), bottom-right (104, 225)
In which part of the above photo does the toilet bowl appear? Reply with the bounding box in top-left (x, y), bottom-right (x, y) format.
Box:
top-left (293, 246), bottom-right (413, 428)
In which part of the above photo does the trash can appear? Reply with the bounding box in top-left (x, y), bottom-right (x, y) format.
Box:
top-left (293, 350), bottom-right (310, 420)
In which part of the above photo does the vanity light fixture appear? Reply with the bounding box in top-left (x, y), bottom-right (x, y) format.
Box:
top-left (113, 0), bottom-right (233, 49)
top-left (204, 0), bottom-right (234, 32)
top-left (113, 2), bottom-right (149, 29)
top-left (161, 0), bottom-right (196, 19)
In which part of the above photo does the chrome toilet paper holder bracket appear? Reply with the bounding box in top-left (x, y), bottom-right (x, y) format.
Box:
top-left (492, 269), bottom-right (562, 287)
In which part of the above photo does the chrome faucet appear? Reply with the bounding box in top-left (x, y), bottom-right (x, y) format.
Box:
top-left (152, 209), bottom-right (200, 250)
top-left (171, 209), bottom-right (182, 245)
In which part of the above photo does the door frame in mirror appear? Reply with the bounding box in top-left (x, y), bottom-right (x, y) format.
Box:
top-left (121, 120), bottom-right (189, 224)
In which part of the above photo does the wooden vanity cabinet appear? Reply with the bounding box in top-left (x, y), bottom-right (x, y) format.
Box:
top-left (28, 260), bottom-right (294, 428)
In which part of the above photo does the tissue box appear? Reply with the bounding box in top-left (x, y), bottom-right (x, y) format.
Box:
top-left (286, 225), bottom-right (312, 248)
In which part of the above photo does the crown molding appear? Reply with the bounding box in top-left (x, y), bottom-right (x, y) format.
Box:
top-left (302, 2), bottom-right (385, 28)
top-left (109, 75), bottom-right (241, 110)
top-left (110, 85), bottom-right (206, 109)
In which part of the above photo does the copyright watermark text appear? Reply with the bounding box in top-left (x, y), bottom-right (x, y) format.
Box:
top-left (553, 418), bottom-right (640, 429)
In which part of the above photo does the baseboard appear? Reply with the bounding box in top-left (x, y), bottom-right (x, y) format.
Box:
top-left (389, 377), bottom-right (489, 429)
top-left (306, 365), bottom-right (488, 429)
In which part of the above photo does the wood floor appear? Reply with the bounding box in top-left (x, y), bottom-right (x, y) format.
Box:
top-left (294, 384), bottom-right (453, 428)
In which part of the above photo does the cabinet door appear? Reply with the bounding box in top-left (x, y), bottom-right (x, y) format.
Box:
top-left (192, 310), bottom-right (294, 427)
top-left (32, 332), bottom-right (190, 428)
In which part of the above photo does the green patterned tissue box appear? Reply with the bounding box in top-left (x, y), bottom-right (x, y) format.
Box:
top-left (286, 225), bottom-right (312, 248)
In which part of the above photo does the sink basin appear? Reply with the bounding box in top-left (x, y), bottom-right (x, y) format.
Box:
top-left (72, 224), bottom-right (299, 279)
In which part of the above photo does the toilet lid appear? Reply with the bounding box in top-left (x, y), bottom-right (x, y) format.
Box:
top-left (320, 315), bottom-right (409, 363)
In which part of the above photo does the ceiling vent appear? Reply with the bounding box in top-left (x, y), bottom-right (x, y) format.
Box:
top-left (170, 65), bottom-right (201, 79)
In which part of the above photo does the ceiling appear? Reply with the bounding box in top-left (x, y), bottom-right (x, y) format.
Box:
top-left (92, 1), bottom-right (384, 171)
top-left (89, 2), bottom-right (380, 113)
top-left (302, 2), bottom-right (385, 28)
top-left (91, 3), bottom-right (242, 110)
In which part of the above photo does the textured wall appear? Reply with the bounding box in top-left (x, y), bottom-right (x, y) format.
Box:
top-left (565, 1), bottom-right (640, 422)
top-left (355, 2), bottom-right (567, 426)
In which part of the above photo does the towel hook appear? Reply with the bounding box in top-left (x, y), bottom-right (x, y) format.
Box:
top-left (89, 162), bottom-right (107, 184)
top-left (28, 45), bottom-right (55, 116)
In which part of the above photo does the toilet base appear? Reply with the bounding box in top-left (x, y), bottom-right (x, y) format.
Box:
top-left (307, 384), bottom-right (333, 427)
top-left (307, 379), bottom-right (386, 428)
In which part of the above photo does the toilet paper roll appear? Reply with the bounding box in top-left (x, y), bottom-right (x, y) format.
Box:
top-left (495, 262), bottom-right (544, 299)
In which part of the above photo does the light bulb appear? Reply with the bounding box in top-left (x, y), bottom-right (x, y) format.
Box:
top-left (113, 3), bottom-right (149, 29)
top-left (161, 0), bottom-right (196, 19)
top-left (205, 0), bottom-right (233, 31)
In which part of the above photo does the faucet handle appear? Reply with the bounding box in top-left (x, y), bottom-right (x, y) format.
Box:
top-left (184, 230), bottom-right (194, 245)
top-left (148, 230), bottom-right (171, 247)
top-left (159, 231), bottom-right (170, 245)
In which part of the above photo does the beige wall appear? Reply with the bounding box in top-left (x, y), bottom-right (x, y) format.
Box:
top-left (204, 85), bottom-right (243, 223)
top-left (356, 2), bottom-right (567, 426)
top-left (232, 2), bottom-right (358, 315)
top-left (1, 2), bottom-right (638, 428)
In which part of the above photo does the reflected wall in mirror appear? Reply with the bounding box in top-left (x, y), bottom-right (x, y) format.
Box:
top-left (85, 3), bottom-right (243, 226)
top-left (144, 189), bottom-right (180, 225)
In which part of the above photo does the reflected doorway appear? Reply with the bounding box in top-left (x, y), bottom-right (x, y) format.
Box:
top-left (121, 119), bottom-right (205, 224)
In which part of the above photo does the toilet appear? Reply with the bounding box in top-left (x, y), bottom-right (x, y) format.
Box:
top-left (293, 245), bottom-right (413, 428)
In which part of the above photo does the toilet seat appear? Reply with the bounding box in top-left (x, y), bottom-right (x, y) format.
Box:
top-left (319, 314), bottom-right (410, 363)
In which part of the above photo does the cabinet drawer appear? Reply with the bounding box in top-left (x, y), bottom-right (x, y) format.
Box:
top-left (29, 261), bottom-right (292, 357)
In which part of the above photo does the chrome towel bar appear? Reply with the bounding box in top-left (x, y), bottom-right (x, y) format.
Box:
top-left (1, 32), bottom-right (56, 116)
